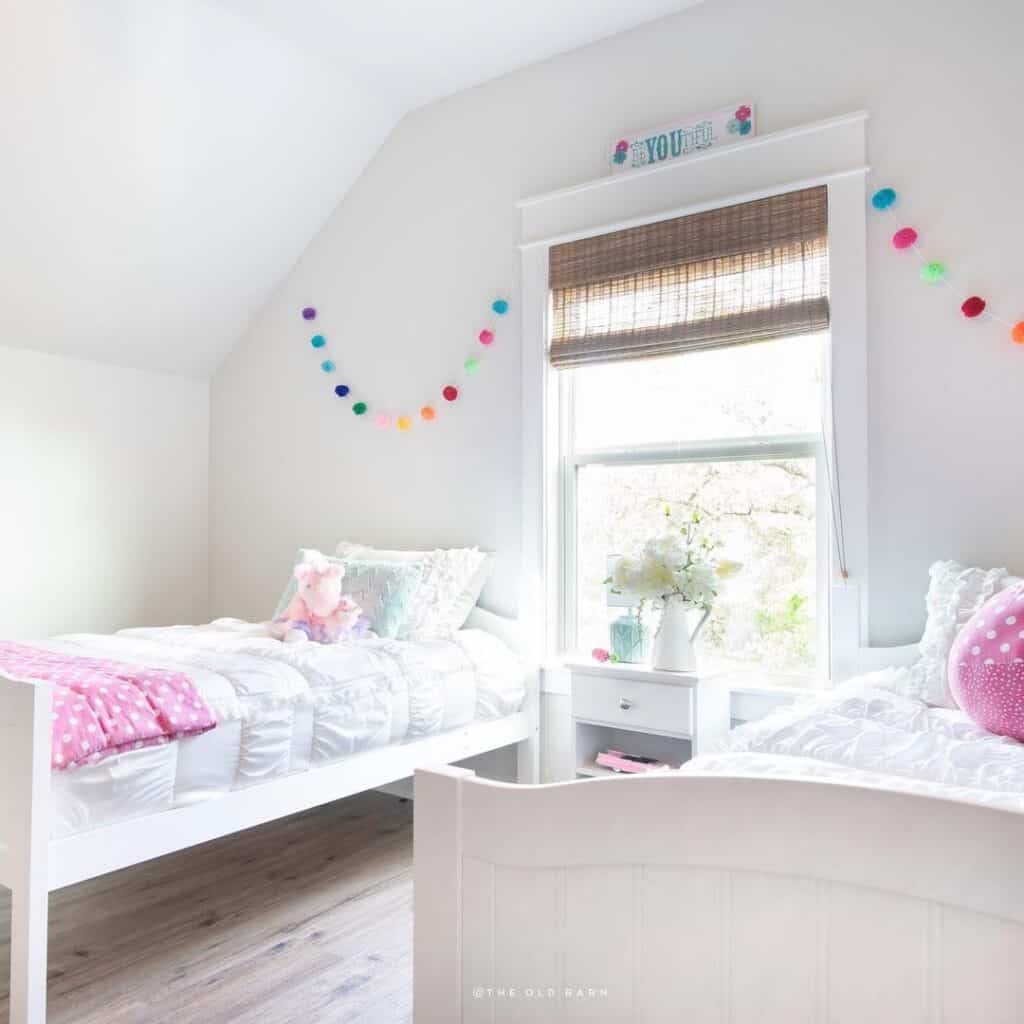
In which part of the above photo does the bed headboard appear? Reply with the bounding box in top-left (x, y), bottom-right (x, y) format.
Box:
top-left (463, 606), bottom-right (524, 657)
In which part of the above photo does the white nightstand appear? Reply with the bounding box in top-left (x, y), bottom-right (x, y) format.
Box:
top-left (565, 661), bottom-right (731, 778)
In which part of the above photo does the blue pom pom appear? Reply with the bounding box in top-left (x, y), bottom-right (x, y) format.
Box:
top-left (872, 187), bottom-right (897, 210)
top-left (492, 299), bottom-right (509, 315)
top-left (320, 360), bottom-right (335, 373)
top-left (311, 335), bottom-right (326, 348)
top-left (334, 384), bottom-right (350, 397)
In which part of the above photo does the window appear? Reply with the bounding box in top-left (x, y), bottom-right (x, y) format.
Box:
top-left (550, 187), bottom-right (830, 684)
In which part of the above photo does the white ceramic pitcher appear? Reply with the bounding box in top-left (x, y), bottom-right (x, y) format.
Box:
top-left (652, 596), bottom-right (710, 672)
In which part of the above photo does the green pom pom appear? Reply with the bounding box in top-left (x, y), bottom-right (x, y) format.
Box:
top-left (920, 261), bottom-right (945, 283)
top-left (352, 401), bottom-right (367, 415)
top-left (464, 356), bottom-right (480, 373)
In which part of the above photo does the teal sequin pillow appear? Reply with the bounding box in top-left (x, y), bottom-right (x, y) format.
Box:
top-left (274, 550), bottom-right (423, 639)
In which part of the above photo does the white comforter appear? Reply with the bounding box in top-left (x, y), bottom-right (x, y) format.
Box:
top-left (46, 619), bottom-right (525, 837)
top-left (683, 668), bottom-right (1024, 813)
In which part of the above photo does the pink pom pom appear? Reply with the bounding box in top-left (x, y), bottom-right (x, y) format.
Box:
top-left (892, 227), bottom-right (918, 250)
top-left (375, 413), bottom-right (392, 430)
top-left (478, 329), bottom-right (494, 346)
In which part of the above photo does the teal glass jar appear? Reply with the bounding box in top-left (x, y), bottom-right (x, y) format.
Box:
top-left (610, 611), bottom-right (648, 664)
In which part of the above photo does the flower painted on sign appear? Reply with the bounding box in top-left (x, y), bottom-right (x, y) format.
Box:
top-left (612, 139), bottom-right (629, 165)
top-left (729, 106), bottom-right (752, 137)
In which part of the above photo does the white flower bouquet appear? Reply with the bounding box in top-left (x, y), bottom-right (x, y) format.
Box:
top-left (607, 510), bottom-right (740, 612)
top-left (605, 509), bottom-right (741, 671)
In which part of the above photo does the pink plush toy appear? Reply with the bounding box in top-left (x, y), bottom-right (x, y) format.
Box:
top-left (271, 553), bottom-right (362, 644)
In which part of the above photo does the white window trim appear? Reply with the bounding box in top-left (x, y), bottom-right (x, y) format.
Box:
top-left (518, 112), bottom-right (870, 688)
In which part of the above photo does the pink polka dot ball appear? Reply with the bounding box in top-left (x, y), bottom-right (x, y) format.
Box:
top-left (948, 583), bottom-right (1024, 740)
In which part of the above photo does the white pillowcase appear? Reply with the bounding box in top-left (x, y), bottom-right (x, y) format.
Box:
top-left (334, 542), bottom-right (492, 640)
top-left (904, 559), bottom-right (1008, 707)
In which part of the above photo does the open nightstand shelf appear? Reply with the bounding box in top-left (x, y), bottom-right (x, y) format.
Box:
top-left (565, 660), bottom-right (731, 779)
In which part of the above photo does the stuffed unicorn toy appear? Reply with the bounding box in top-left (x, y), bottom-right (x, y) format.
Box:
top-left (271, 552), bottom-right (363, 644)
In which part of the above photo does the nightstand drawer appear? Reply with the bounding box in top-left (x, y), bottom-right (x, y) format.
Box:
top-left (572, 673), bottom-right (693, 737)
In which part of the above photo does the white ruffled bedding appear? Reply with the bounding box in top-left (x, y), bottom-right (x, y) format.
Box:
top-left (46, 618), bottom-right (525, 838)
top-left (683, 668), bottom-right (1024, 812)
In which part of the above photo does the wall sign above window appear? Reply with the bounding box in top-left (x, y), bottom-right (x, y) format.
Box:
top-left (608, 103), bottom-right (755, 174)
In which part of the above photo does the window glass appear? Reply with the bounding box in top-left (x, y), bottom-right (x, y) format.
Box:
top-left (572, 334), bottom-right (823, 450)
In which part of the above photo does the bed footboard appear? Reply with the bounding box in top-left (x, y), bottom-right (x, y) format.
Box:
top-left (0, 673), bottom-right (51, 1024)
top-left (414, 768), bottom-right (1024, 1023)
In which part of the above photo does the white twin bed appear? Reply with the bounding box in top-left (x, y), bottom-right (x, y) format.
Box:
top-left (415, 567), bottom-right (1024, 1023)
top-left (0, 606), bottom-right (537, 1024)
top-left (47, 617), bottom-right (526, 838)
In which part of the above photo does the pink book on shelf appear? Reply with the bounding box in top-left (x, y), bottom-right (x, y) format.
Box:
top-left (595, 749), bottom-right (671, 774)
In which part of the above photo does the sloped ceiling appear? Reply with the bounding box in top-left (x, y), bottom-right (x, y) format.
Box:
top-left (2, 0), bottom-right (702, 377)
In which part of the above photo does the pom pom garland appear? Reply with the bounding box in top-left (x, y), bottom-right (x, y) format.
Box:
top-left (892, 227), bottom-right (918, 250)
top-left (301, 297), bottom-right (510, 433)
top-left (873, 182), bottom-right (1023, 349)
top-left (871, 187), bottom-right (897, 210)
top-left (961, 296), bottom-right (986, 318)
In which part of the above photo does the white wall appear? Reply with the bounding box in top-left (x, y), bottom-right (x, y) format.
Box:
top-left (212, 0), bottom-right (1024, 643)
top-left (0, 347), bottom-right (209, 640)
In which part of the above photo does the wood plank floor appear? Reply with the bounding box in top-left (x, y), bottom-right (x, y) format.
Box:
top-left (0, 792), bottom-right (414, 1023)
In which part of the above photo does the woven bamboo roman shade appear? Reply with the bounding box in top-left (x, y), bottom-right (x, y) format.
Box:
top-left (548, 186), bottom-right (829, 369)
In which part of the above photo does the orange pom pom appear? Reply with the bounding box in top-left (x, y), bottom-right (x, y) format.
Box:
top-left (1013, 322), bottom-right (1024, 345)
top-left (420, 405), bottom-right (436, 421)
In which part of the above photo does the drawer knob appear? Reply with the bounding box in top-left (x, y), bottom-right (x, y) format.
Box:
top-left (619, 697), bottom-right (633, 711)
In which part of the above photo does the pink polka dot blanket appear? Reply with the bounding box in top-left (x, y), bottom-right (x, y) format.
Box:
top-left (948, 581), bottom-right (1024, 741)
top-left (0, 642), bottom-right (216, 770)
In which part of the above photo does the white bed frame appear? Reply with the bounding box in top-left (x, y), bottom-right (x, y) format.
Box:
top-left (414, 593), bottom-right (1024, 1023)
top-left (0, 607), bottom-right (539, 1024)
top-left (414, 766), bottom-right (1024, 1022)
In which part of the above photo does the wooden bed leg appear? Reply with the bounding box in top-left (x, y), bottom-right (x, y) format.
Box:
top-left (1, 677), bottom-right (51, 1024)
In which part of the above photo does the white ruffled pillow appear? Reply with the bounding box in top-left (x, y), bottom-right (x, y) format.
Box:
top-left (904, 560), bottom-right (1008, 708)
top-left (334, 542), bottom-right (492, 640)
